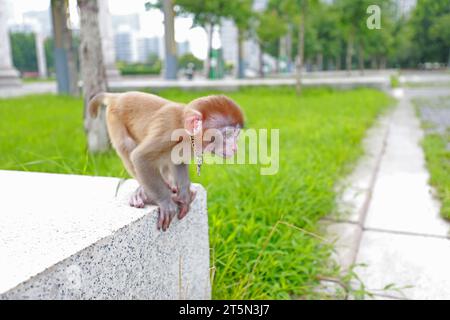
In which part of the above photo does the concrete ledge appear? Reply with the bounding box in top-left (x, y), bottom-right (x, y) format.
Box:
top-left (0, 170), bottom-right (210, 299)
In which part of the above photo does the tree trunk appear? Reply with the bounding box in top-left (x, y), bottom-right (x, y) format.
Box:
top-left (162, 0), bottom-right (177, 79)
top-left (258, 42), bottom-right (264, 78)
top-left (380, 56), bottom-right (387, 69)
top-left (358, 42), bottom-right (364, 75)
top-left (447, 47), bottom-right (450, 68)
top-left (346, 29), bottom-right (354, 75)
top-left (237, 28), bottom-right (245, 79)
top-left (296, 5), bottom-right (305, 95)
top-left (78, 0), bottom-right (109, 153)
top-left (51, 0), bottom-right (78, 95)
top-left (316, 53), bottom-right (323, 71)
top-left (286, 24), bottom-right (293, 73)
top-left (371, 56), bottom-right (377, 69)
top-left (205, 23), bottom-right (214, 79)
top-left (336, 54), bottom-right (341, 71)
top-left (277, 37), bottom-right (284, 74)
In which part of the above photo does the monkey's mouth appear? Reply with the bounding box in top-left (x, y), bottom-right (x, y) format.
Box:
top-left (220, 150), bottom-right (236, 158)
top-left (209, 149), bottom-right (234, 158)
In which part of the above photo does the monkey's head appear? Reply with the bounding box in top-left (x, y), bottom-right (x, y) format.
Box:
top-left (184, 95), bottom-right (244, 158)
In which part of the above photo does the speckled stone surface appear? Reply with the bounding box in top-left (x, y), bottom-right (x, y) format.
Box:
top-left (0, 170), bottom-right (210, 300)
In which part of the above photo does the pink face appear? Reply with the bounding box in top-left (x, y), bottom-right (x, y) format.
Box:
top-left (203, 126), bottom-right (241, 158)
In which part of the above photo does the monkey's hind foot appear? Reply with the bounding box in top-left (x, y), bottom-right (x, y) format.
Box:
top-left (129, 186), bottom-right (153, 208)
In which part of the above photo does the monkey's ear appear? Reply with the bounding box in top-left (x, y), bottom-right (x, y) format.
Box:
top-left (184, 111), bottom-right (203, 135)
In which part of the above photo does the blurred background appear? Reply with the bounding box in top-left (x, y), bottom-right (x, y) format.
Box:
top-left (0, 0), bottom-right (448, 87)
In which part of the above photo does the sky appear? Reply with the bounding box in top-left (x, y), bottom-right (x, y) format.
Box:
top-left (8, 0), bottom-right (222, 60)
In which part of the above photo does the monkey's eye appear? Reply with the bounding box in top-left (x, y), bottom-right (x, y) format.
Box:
top-left (222, 127), bottom-right (238, 139)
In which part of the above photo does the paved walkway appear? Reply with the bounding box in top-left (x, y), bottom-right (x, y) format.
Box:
top-left (323, 87), bottom-right (450, 299)
top-left (0, 73), bottom-right (391, 98)
top-left (0, 82), bottom-right (57, 98)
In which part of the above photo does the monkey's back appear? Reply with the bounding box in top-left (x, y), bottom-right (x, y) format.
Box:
top-left (107, 91), bottom-right (183, 143)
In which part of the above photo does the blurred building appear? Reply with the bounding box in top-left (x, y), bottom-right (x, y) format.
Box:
top-left (114, 26), bottom-right (138, 63)
top-left (220, 19), bottom-right (238, 75)
top-left (137, 36), bottom-right (159, 62)
top-left (9, 23), bottom-right (35, 34)
top-left (23, 10), bottom-right (52, 38)
top-left (177, 40), bottom-right (190, 57)
top-left (111, 14), bottom-right (140, 33)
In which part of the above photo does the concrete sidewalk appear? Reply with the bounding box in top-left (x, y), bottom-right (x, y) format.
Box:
top-left (0, 74), bottom-right (390, 98)
top-left (323, 87), bottom-right (450, 299)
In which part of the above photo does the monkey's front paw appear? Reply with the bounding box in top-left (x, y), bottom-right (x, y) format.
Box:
top-left (157, 200), bottom-right (178, 231)
top-left (129, 186), bottom-right (152, 208)
top-left (172, 187), bottom-right (197, 220)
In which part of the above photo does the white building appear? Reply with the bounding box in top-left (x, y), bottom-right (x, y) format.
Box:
top-left (220, 19), bottom-right (238, 75)
top-left (114, 26), bottom-right (138, 63)
top-left (177, 40), bottom-right (190, 57)
top-left (136, 36), bottom-right (159, 62)
top-left (111, 14), bottom-right (140, 33)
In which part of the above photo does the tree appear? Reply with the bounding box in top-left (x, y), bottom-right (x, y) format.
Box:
top-left (275, 0), bottom-right (319, 95)
top-left (410, 0), bottom-right (450, 65)
top-left (44, 38), bottom-right (55, 74)
top-left (162, 0), bottom-right (177, 79)
top-left (51, 0), bottom-right (78, 95)
top-left (335, 0), bottom-right (372, 73)
top-left (226, 0), bottom-right (253, 78)
top-left (10, 32), bottom-right (37, 73)
top-left (312, 3), bottom-right (342, 70)
top-left (364, 2), bottom-right (396, 71)
top-left (296, 0), bottom-right (306, 94)
top-left (78, 0), bottom-right (109, 153)
top-left (147, 0), bottom-right (228, 79)
top-left (256, 9), bottom-right (287, 77)
top-left (430, 14), bottom-right (450, 67)
top-left (178, 52), bottom-right (203, 71)
top-left (145, 0), bottom-right (177, 79)
top-left (267, 0), bottom-right (294, 73)
top-left (175, 0), bottom-right (229, 78)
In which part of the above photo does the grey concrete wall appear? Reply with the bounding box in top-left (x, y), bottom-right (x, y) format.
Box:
top-left (0, 171), bottom-right (211, 300)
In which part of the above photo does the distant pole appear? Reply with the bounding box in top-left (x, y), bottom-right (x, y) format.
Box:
top-left (237, 29), bottom-right (245, 79)
top-left (163, 0), bottom-right (177, 80)
top-left (50, 0), bottom-right (78, 95)
top-left (0, 0), bottom-right (21, 87)
top-left (296, 2), bottom-right (306, 96)
top-left (35, 31), bottom-right (47, 79)
top-left (286, 24), bottom-right (293, 73)
top-left (97, 0), bottom-right (120, 80)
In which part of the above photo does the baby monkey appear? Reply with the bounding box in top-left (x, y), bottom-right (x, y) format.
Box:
top-left (88, 91), bottom-right (244, 231)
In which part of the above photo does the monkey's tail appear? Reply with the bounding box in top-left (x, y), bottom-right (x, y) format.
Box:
top-left (88, 93), bottom-right (117, 118)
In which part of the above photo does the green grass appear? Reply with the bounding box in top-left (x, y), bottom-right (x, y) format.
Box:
top-left (390, 74), bottom-right (400, 88)
top-left (414, 98), bottom-right (450, 220)
top-left (422, 134), bottom-right (450, 219)
top-left (22, 77), bottom-right (56, 83)
top-left (0, 87), bottom-right (392, 299)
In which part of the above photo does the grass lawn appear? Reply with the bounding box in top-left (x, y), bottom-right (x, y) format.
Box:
top-left (415, 97), bottom-right (450, 220)
top-left (0, 87), bottom-right (392, 299)
top-left (422, 135), bottom-right (450, 219)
